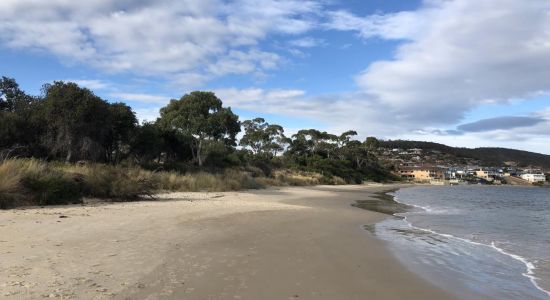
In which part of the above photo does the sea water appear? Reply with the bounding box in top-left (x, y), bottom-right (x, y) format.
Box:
top-left (372, 186), bottom-right (550, 299)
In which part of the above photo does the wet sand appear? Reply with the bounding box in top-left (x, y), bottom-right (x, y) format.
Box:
top-left (0, 185), bottom-right (456, 299)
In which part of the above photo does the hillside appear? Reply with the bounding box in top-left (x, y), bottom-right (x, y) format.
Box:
top-left (379, 140), bottom-right (550, 169)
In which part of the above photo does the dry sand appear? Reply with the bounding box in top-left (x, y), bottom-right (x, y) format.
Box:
top-left (0, 184), bottom-right (456, 299)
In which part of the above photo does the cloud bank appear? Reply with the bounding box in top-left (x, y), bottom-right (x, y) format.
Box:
top-left (0, 0), bottom-right (321, 84)
top-left (2, 0), bottom-right (550, 152)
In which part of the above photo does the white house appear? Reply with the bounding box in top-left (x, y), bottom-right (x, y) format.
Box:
top-left (521, 173), bottom-right (546, 183)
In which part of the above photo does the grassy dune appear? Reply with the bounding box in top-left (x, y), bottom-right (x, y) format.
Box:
top-left (0, 159), bottom-right (346, 209)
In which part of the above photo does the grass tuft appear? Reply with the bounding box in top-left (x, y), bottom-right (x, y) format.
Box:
top-left (0, 159), bottom-right (343, 209)
top-left (0, 159), bottom-right (82, 208)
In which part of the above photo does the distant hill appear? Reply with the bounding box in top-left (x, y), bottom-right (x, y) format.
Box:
top-left (379, 140), bottom-right (550, 169)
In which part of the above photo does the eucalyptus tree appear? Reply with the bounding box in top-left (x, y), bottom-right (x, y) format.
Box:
top-left (335, 130), bottom-right (357, 160)
top-left (106, 102), bottom-right (138, 163)
top-left (240, 117), bottom-right (287, 158)
top-left (344, 140), bottom-right (371, 169)
top-left (289, 129), bottom-right (329, 157)
top-left (0, 76), bottom-right (35, 113)
top-left (157, 91), bottom-right (240, 166)
top-left (0, 77), bottom-right (42, 155)
top-left (365, 136), bottom-right (380, 152)
top-left (41, 81), bottom-right (113, 162)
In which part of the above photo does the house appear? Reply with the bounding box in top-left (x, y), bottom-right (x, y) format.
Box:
top-left (409, 148), bottom-right (423, 155)
top-left (521, 173), bottom-right (546, 183)
top-left (475, 169), bottom-right (497, 182)
top-left (398, 166), bottom-right (444, 183)
top-left (446, 168), bottom-right (466, 179)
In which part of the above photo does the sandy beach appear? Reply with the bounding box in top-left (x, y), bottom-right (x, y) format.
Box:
top-left (0, 184), bottom-right (456, 299)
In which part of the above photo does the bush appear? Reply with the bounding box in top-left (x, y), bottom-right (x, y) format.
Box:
top-left (23, 173), bottom-right (81, 205)
top-left (64, 164), bottom-right (155, 199)
top-left (0, 159), bottom-right (25, 208)
top-left (0, 159), bottom-right (334, 209)
top-left (155, 169), bottom-right (263, 192)
top-left (0, 159), bottom-right (82, 208)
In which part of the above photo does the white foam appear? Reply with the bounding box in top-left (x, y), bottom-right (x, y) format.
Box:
top-left (490, 241), bottom-right (550, 297)
top-left (387, 191), bottom-right (550, 298)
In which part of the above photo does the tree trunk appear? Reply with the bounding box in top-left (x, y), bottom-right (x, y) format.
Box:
top-left (65, 137), bottom-right (73, 163)
top-left (66, 148), bottom-right (73, 163)
top-left (197, 139), bottom-right (203, 167)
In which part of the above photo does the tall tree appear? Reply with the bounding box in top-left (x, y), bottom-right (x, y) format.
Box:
top-left (41, 81), bottom-right (112, 162)
top-left (157, 91), bottom-right (240, 166)
top-left (0, 76), bottom-right (35, 113)
top-left (240, 118), bottom-right (286, 158)
top-left (335, 130), bottom-right (357, 160)
top-left (106, 102), bottom-right (138, 163)
top-left (0, 76), bottom-right (43, 157)
top-left (344, 140), bottom-right (370, 168)
top-left (130, 122), bottom-right (165, 163)
top-left (365, 136), bottom-right (380, 152)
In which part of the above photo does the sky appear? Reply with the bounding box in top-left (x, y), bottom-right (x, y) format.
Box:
top-left (1, 0), bottom-right (550, 153)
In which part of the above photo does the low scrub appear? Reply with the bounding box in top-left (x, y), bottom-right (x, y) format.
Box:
top-left (258, 169), bottom-right (346, 186)
top-left (62, 164), bottom-right (156, 199)
top-left (154, 169), bottom-right (262, 192)
top-left (0, 159), bottom-right (346, 209)
top-left (0, 159), bottom-right (81, 208)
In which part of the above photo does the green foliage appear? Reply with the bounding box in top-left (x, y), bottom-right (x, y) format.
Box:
top-left (41, 81), bottom-right (113, 162)
top-left (240, 118), bottom-right (287, 158)
top-left (106, 102), bottom-right (138, 163)
top-left (0, 159), bottom-right (82, 208)
top-left (157, 91), bottom-right (241, 166)
top-left (64, 164), bottom-right (155, 199)
top-left (23, 172), bottom-right (82, 206)
top-left (0, 76), bottom-right (400, 209)
top-left (365, 136), bottom-right (380, 151)
top-left (0, 77), bottom-right (45, 157)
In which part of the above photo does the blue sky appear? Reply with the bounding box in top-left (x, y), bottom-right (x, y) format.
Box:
top-left (1, 0), bottom-right (550, 153)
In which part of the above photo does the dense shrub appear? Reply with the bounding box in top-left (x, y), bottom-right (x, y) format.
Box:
top-left (0, 158), bottom-right (360, 209)
top-left (0, 159), bottom-right (82, 208)
top-left (64, 164), bottom-right (155, 199)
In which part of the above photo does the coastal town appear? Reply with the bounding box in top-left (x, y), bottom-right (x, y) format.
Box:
top-left (379, 147), bottom-right (548, 186)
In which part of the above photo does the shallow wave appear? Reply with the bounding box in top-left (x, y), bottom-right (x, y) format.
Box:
top-left (390, 192), bottom-right (550, 297)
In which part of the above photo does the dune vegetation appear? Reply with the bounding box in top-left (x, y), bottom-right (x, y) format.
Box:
top-left (0, 158), bottom-right (351, 209)
top-left (0, 76), bottom-right (396, 208)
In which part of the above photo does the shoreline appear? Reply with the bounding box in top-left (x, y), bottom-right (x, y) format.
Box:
top-left (361, 185), bottom-right (550, 299)
top-left (0, 184), bottom-right (457, 299)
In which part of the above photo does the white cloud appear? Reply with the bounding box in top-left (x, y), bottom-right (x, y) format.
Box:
top-left (399, 106), bottom-right (550, 153)
top-left (4, 0), bottom-right (550, 151)
top-left (288, 37), bottom-right (326, 48)
top-left (327, 0), bottom-right (550, 127)
top-left (133, 107), bottom-right (162, 123)
top-left (214, 87), bottom-right (394, 135)
top-left (326, 10), bottom-right (426, 40)
top-left (208, 49), bottom-right (281, 76)
top-left (64, 79), bottom-right (110, 90)
top-left (110, 92), bottom-right (170, 104)
top-left (0, 0), bottom-right (321, 84)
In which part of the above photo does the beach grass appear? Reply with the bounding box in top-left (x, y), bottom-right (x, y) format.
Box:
top-left (0, 158), bottom-right (347, 208)
top-left (0, 159), bottom-right (82, 208)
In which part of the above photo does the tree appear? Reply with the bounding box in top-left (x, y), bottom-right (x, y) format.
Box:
top-left (130, 122), bottom-right (165, 163)
top-left (265, 124), bottom-right (288, 157)
top-left (0, 76), bottom-right (35, 113)
top-left (365, 136), bottom-right (380, 152)
top-left (335, 130), bottom-right (357, 160)
top-left (344, 140), bottom-right (370, 168)
top-left (41, 81), bottom-right (112, 162)
top-left (106, 102), bottom-right (138, 163)
top-left (157, 91), bottom-right (240, 166)
top-left (0, 77), bottom-right (44, 157)
top-left (240, 118), bottom-right (287, 158)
